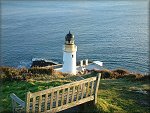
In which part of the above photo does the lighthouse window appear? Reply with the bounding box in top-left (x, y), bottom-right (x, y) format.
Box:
top-left (72, 55), bottom-right (73, 58)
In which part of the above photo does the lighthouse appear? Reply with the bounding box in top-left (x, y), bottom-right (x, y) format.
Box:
top-left (62, 31), bottom-right (77, 75)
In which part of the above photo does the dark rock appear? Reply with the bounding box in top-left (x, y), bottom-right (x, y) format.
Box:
top-left (31, 60), bottom-right (57, 67)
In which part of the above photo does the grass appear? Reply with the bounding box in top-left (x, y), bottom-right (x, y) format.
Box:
top-left (83, 78), bottom-right (150, 113)
top-left (101, 79), bottom-right (149, 112)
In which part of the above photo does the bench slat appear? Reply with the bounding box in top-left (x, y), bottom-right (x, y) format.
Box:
top-left (76, 85), bottom-right (80, 101)
top-left (81, 83), bottom-right (85, 99)
top-left (66, 88), bottom-right (70, 104)
top-left (32, 97), bottom-right (36, 113)
top-left (25, 92), bottom-right (31, 113)
top-left (56, 90), bottom-right (59, 107)
top-left (90, 81), bottom-right (94, 96)
top-left (50, 92), bottom-right (54, 109)
top-left (38, 95), bottom-right (42, 112)
top-left (44, 93), bottom-right (48, 111)
top-left (71, 86), bottom-right (75, 102)
top-left (61, 89), bottom-right (65, 106)
top-left (86, 82), bottom-right (90, 97)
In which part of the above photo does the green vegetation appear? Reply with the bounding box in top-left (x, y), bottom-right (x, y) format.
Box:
top-left (0, 80), bottom-right (69, 113)
top-left (0, 67), bottom-right (149, 113)
top-left (82, 78), bottom-right (149, 113)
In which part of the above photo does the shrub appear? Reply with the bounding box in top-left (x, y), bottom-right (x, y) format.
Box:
top-left (112, 69), bottom-right (129, 76)
top-left (121, 73), bottom-right (150, 82)
top-left (134, 74), bottom-right (150, 81)
top-left (28, 67), bottom-right (54, 75)
top-left (0, 67), bottom-right (21, 81)
top-left (94, 69), bottom-right (113, 79)
top-left (19, 68), bottom-right (28, 75)
top-left (122, 74), bottom-right (137, 80)
top-left (93, 69), bottom-right (148, 81)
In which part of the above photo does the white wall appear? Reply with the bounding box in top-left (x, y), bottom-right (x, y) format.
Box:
top-left (62, 51), bottom-right (76, 74)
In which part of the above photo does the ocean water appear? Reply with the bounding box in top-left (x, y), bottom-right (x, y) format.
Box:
top-left (1, 0), bottom-right (149, 74)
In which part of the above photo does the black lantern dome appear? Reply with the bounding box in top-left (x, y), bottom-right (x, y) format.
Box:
top-left (65, 31), bottom-right (74, 45)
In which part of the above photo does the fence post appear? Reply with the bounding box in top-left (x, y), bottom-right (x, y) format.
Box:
top-left (94, 73), bottom-right (101, 104)
top-left (25, 92), bottom-right (31, 113)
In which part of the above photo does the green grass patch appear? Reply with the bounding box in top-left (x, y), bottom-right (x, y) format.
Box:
top-left (96, 78), bottom-right (150, 113)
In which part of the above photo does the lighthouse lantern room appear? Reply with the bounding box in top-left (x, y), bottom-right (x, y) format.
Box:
top-left (62, 31), bottom-right (77, 75)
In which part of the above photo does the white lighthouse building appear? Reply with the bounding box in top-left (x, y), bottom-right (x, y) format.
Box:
top-left (62, 31), bottom-right (77, 75)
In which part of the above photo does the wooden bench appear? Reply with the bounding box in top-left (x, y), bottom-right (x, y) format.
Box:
top-left (10, 73), bottom-right (101, 113)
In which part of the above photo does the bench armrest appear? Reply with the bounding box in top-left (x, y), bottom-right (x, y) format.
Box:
top-left (10, 93), bottom-right (25, 108)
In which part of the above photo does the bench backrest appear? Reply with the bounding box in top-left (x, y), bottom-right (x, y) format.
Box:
top-left (25, 74), bottom-right (101, 113)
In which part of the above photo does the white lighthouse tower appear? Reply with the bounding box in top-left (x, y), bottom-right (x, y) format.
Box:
top-left (62, 31), bottom-right (77, 75)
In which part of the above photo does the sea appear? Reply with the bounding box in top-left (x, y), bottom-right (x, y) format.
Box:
top-left (1, 0), bottom-right (149, 74)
